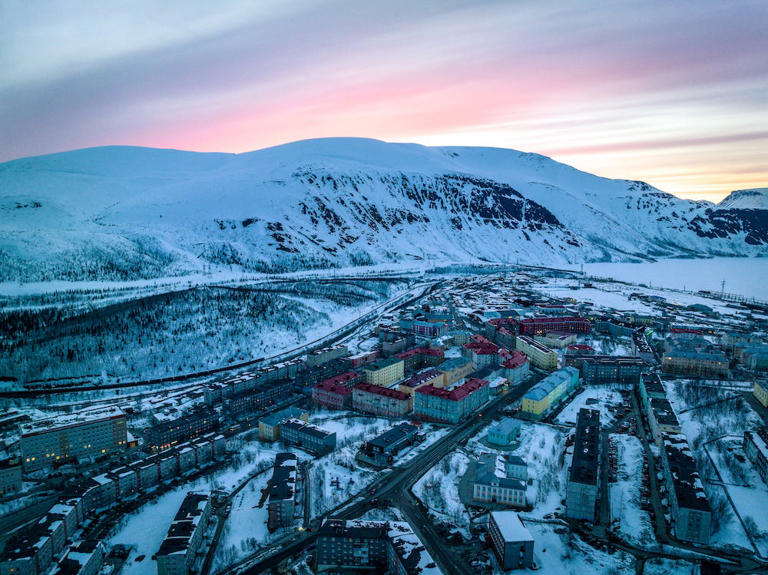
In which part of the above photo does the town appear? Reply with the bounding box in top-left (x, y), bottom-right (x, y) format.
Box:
top-left (1, 266), bottom-right (767, 575)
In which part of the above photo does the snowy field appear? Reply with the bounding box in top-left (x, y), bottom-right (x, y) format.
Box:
top-left (578, 257), bottom-right (766, 300)
top-left (611, 434), bottom-right (656, 548)
top-left (555, 387), bottom-right (627, 428)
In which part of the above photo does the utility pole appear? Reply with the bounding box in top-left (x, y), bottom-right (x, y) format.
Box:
top-left (721, 279), bottom-right (726, 296)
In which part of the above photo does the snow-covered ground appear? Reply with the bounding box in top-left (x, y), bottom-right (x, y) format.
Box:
top-left (414, 420), bottom-right (568, 538)
top-left (578, 257), bottom-right (767, 300)
top-left (555, 387), bottom-right (627, 428)
top-left (665, 381), bottom-right (764, 553)
top-left (611, 434), bottom-right (656, 548)
top-left (413, 451), bottom-right (472, 538)
top-left (512, 520), bottom-right (635, 574)
top-left (706, 436), bottom-right (768, 557)
top-left (642, 557), bottom-right (696, 574)
top-left (211, 471), bottom-right (286, 572)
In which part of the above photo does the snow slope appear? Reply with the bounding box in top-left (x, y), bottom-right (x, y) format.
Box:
top-left (1, 138), bottom-right (765, 281)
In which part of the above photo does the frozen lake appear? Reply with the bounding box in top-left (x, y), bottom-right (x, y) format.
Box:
top-left (571, 257), bottom-right (766, 300)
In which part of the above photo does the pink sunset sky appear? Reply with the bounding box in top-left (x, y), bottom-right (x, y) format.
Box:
top-left (1, 0), bottom-right (766, 201)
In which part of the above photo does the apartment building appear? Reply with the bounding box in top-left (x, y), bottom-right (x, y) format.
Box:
top-left (744, 429), bottom-right (768, 484)
top-left (362, 358), bottom-right (405, 387)
top-left (435, 356), bottom-right (473, 386)
top-left (257, 407), bottom-right (309, 442)
top-left (312, 379), bottom-right (354, 410)
top-left (662, 349), bottom-right (728, 379)
top-left (488, 511), bottom-right (534, 570)
top-left (515, 335), bottom-right (558, 371)
top-left (156, 492), bottom-right (211, 575)
top-left (267, 453), bottom-right (298, 532)
top-left (462, 335), bottom-right (501, 370)
top-left (280, 419), bottom-right (336, 455)
top-left (502, 351), bottom-right (530, 385)
top-left (565, 409), bottom-right (600, 522)
top-left (567, 356), bottom-right (645, 385)
top-left (414, 378), bottom-right (490, 424)
top-left (149, 407), bottom-right (217, 451)
top-left (0, 457), bottom-right (22, 496)
top-left (660, 434), bottom-right (711, 544)
top-left (517, 316), bottom-right (590, 335)
top-left (753, 380), bottom-right (768, 408)
top-left (520, 367), bottom-right (579, 418)
top-left (20, 405), bottom-right (127, 471)
top-left (352, 383), bottom-right (412, 417)
top-left (306, 345), bottom-right (348, 367)
top-left (398, 368), bottom-right (445, 398)
top-left (394, 347), bottom-right (444, 374)
top-left (316, 519), bottom-right (440, 575)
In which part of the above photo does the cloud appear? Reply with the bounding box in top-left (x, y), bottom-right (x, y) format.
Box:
top-left (1, 0), bottom-right (766, 200)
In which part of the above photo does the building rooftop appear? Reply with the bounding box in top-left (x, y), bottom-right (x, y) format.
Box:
top-left (523, 367), bottom-right (578, 402)
top-left (268, 453), bottom-right (297, 503)
top-left (401, 369), bottom-right (443, 388)
top-left (259, 406), bottom-right (307, 428)
top-left (21, 404), bottom-right (124, 436)
top-left (488, 418), bottom-right (521, 436)
top-left (516, 335), bottom-right (557, 355)
top-left (367, 422), bottom-right (420, 451)
top-left (436, 356), bottom-right (472, 372)
top-left (363, 357), bottom-right (404, 371)
top-left (354, 382), bottom-right (410, 401)
top-left (502, 350), bottom-right (529, 369)
top-left (282, 418), bottom-right (335, 439)
top-left (662, 433), bottom-right (710, 512)
top-left (416, 378), bottom-right (488, 401)
top-left (569, 408), bottom-right (600, 486)
top-left (491, 511), bottom-right (534, 543)
top-left (317, 371), bottom-right (361, 387)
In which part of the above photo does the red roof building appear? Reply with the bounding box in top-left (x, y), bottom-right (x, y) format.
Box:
top-left (414, 378), bottom-right (490, 424)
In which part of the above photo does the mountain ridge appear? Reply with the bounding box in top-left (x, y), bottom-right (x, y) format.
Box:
top-left (1, 138), bottom-right (765, 282)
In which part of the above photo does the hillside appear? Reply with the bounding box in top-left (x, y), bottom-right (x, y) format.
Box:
top-left (0, 138), bottom-right (765, 281)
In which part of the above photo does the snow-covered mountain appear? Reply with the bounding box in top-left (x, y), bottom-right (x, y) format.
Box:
top-left (0, 138), bottom-right (765, 281)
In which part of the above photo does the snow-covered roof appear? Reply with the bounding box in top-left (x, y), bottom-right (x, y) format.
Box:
top-left (490, 511), bottom-right (534, 542)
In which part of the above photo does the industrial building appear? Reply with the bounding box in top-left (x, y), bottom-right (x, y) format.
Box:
top-left (358, 422), bottom-right (422, 467)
